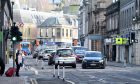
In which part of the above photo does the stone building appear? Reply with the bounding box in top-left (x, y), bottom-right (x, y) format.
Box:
top-left (0, 0), bottom-right (12, 63)
top-left (105, 0), bottom-right (120, 61)
top-left (119, 0), bottom-right (137, 64)
top-left (80, 0), bottom-right (112, 51)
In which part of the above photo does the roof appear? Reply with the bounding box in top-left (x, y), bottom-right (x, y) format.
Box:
top-left (39, 16), bottom-right (71, 28)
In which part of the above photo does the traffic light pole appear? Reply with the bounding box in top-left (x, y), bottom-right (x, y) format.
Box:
top-left (13, 41), bottom-right (15, 69)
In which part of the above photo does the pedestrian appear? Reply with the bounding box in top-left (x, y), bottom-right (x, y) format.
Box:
top-left (0, 57), bottom-right (5, 76)
top-left (15, 50), bottom-right (23, 77)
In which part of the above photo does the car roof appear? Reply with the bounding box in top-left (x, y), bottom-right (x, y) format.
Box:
top-left (85, 51), bottom-right (101, 53)
top-left (57, 48), bottom-right (72, 50)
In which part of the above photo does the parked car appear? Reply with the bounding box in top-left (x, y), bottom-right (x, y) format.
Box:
top-left (54, 48), bottom-right (76, 68)
top-left (82, 51), bottom-right (106, 69)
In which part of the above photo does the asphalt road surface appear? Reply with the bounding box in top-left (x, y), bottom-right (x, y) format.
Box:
top-left (23, 56), bottom-right (140, 84)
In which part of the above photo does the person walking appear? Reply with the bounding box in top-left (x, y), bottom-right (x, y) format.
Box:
top-left (15, 50), bottom-right (23, 77)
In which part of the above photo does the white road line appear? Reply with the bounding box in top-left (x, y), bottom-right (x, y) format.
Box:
top-left (59, 77), bottom-right (75, 84)
top-left (30, 78), bottom-right (38, 84)
top-left (30, 67), bottom-right (39, 75)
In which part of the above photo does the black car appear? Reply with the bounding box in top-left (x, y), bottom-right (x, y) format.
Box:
top-left (82, 51), bottom-right (106, 69)
top-left (48, 51), bottom-right (55, 65)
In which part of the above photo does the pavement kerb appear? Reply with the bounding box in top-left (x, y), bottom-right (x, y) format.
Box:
top-left (30, 78), bottom-right (38, 84)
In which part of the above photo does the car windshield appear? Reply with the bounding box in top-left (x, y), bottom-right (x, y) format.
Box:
top-left (85, 52), bottom-right (102, 57)
top-left (72, 47), bottom-right (87, 54)
top-left (56, 49), bottom-right (72, 57)
top-left (44, 50), bottom-right (54, 53)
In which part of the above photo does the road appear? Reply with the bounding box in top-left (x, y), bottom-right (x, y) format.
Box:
top-left (23, 56), bottom-right (140, 84)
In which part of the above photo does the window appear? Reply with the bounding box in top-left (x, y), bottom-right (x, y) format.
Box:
top-left (56, 28), bottom-right (61, 37)
top-left (62, 29), bottom-right (64, 37)
top-left (66, 29), bottom-right (68, 37)
top-left (70, 30), bottom-right (72, 37)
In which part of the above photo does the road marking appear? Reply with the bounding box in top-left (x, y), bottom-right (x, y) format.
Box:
top-left (59, 77), bottom-right (75, 84)
top-left (30, 67), bottom-right (38, 75)
top-left (30, 78), bottom-right (38, 84)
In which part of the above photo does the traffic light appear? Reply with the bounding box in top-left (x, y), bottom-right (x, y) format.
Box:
top-left (131, 32), bottom-right (135, 43)
top-left (10, 25), bottom-right (22, 42)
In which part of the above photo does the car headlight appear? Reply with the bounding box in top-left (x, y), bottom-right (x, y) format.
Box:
top-left (99, 60), bottom-right (104, 63)
top-left (83, 59), bottom-right (87, 62)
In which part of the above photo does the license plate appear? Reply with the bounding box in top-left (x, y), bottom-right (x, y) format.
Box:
top-left (90, 64), bottom-right (96, 66)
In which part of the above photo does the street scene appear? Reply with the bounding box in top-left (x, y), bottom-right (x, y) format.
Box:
top-left (1, 0), bottom-right (140, 84)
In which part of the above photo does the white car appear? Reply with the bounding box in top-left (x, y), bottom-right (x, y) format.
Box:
top-left (54, 48), bottom-right (76, 68)
top-left (41, 49), bottom-right (55, 60)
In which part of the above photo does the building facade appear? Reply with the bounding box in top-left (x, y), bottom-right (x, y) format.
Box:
top-left (0, 0), bottom-right (12, 63)
top-left (39, 14), bottom-right (78, 48)
top-left (79, 0), bottom-right (112, 51)
top-left (105, 0), bottom-right (120, 61)
top-left (119, 0), bottom-right (136, 64)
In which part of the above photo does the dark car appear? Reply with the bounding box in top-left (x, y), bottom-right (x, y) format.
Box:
top-left (48, 51), bottom-right (56, 65)
top-left (82, 51), bottom-right (106, 69)
top-left (71, 46), bottom-right (88, 62)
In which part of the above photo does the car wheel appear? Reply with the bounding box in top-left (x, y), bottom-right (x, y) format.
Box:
top-left (82, 64), bottom-right (86, 69)
top-left (100, 64), bottom-right (105, 69)
top-left (72, 64), bottom-right (76, 68)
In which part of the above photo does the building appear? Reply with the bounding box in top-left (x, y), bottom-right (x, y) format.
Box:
top-left (105, 0), bottom-right (120, 61)
top-left (79, 0), bottom-right (112, 51)
top-left (0, 0), bottom-right (12, 63)
top-left (119, 0), bottom-right (140, 65)
top-left (119, 0), bottom-right (136, 64)
top-left (39, 14), bottom-right (78, 48)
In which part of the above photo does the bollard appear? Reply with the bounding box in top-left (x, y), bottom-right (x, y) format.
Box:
top-left (53, 64), bottom-right (55, 77)
top-left (57, 61), bottom-right (60, 78)
top-left (62, 62), bottom-right (65, 81)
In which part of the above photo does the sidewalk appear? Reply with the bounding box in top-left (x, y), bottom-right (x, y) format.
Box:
top-left (107, 61), bottom-right (140, 67)
top-left (0, 58), bottom-right (30, 84)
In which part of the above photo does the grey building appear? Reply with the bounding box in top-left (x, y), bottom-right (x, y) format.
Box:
top-left (119, 0), bottom-right (137, 64)
top-left (0, 0), bottom-right (12, 63)
top-left (86, 0), bottom-right (112, 51)
top-left (130, 0), bottom-right (140, 65)
top-left (105, 0), bottom-right (120, 61)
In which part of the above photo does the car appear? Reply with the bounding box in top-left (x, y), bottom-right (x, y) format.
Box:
top-left (71, 46), bottom-right (88, 62)
top-left (41, 49), bottom-right (55, 60)
top-left (54, 48), bottom-right (76, 68)
top-left (48, 51), bottom-right (56, 65)
top-left (32, 49), bottom-right (42, 58)
top-left (82, 51), bottom-right (106, 69)
top-left (32, 50), bottom-right (38, 58)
